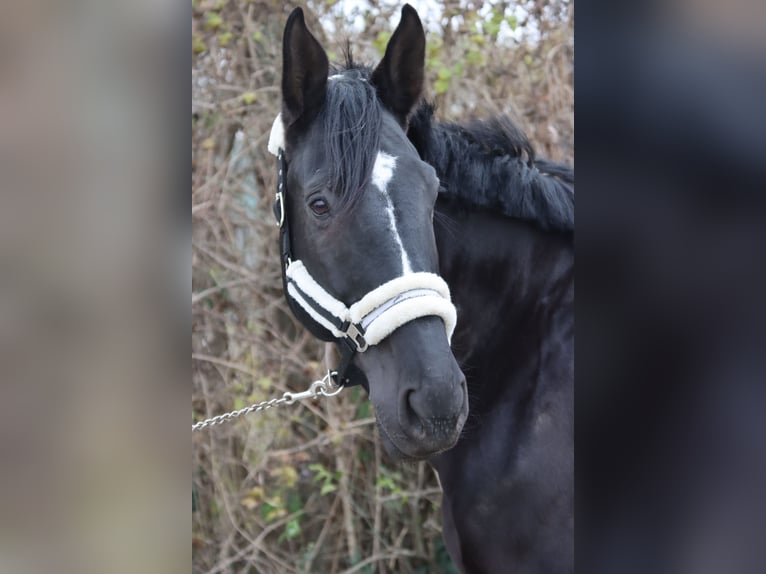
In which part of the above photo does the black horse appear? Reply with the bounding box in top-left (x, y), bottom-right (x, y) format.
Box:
top-left (272, 5), bottom-right (573, 573)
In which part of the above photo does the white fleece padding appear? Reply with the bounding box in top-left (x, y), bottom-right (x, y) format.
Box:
top-left (363, 296), bottom-right (457, 346)
top-left (286, 260), bottom-right (348, 320)
top-left (360, 288), bottom-right (441, 328)
top-left (267, 113), bottom-right (285, 156)
top-left (285, 259), bottom-right (457, 347)
top-left (286, 283), bottom-right (346, 338)
top-left (348, 273), bottom-right (452, 322)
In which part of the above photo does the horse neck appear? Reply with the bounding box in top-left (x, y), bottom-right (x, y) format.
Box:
top-left (434, 199), bottom-right (573, 408)
top-left (436, 198), bottom-right (572, 316)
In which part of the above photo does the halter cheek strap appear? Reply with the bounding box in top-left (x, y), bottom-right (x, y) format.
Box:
top-left (268, 113), bottom-right (457, 387)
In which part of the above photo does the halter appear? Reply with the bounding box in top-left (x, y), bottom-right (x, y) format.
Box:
top-left (268, 114), bottom-right (457, 387)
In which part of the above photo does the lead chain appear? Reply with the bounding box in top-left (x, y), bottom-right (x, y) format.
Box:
top-left (192, 372), bottom-right (343, 432)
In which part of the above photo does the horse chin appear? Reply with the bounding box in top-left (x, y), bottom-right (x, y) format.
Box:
top-left (374, 412), bottom-right (464, 462)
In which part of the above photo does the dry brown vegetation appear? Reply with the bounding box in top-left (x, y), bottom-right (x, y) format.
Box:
top-left (192, 1), bottom-right (573, 572)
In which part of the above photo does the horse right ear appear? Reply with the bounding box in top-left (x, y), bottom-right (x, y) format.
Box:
top-left (371, 4), bottom-right (426, 125)
top-left (281, 8), bottom-right (329, 129)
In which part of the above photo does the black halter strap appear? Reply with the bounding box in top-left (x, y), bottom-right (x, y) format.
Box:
top-left (273, 149), bottom-right (366, 389)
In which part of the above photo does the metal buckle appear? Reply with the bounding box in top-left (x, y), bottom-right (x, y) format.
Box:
top-left (275, 149), bottom-right (286, 228)
top-left (343, 323), bottom-right (368, 352)
top-left (274, 191), bottom-right (285, 228)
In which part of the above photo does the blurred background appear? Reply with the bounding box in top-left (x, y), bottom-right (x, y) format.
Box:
top-left (191, 1), bottom-right (573, 572)
top-left (3, 0), bottom-right (764, 573)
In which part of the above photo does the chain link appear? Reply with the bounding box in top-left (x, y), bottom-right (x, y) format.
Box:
top-left (192, 371), bottom-right (343, 432)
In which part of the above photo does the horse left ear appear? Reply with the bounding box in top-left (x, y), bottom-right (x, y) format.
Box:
top-left (371, 4), bottom-right (425, 125)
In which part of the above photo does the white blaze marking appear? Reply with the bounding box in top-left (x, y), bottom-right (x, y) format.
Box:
top-left (371, 152), bottom-right (412, 274)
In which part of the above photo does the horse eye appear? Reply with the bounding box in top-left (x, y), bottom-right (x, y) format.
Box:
top-left (309, 198), bottom-right (330, 217)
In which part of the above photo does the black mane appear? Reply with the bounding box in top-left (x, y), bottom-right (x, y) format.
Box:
top-left (322, 56), bottom-right (574, 231)
top-left (407, 104), bottom-right (574, 232)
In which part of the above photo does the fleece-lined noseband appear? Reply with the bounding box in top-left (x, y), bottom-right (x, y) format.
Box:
top-left (268, 114), bottom-right (457, 387)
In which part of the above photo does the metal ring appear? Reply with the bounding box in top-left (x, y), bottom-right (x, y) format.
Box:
top-left (317, 372), bottom-right (341, 395)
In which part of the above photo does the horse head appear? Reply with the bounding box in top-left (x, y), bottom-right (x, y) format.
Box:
top-left (272, 5), bottom-right (468, 460)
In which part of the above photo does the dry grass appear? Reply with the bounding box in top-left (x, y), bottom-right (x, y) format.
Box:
top-left (192, 1), bottom-right (572, 572)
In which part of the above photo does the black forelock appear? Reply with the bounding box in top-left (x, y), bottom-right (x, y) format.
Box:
top-left (317, 56), bottom-right (381, 213)
top-left (407, 104), bottom-right (575, 232)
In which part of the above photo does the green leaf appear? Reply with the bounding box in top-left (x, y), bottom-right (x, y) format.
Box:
top-left (376, 476), bottom-right (396, 491)
top-left (309, 463), bottom-right (329, 482)
top-left (320, 482), bottom-right (336, 495)
top-left (276, 465), bottom-right (298, 488)
top-left (219, 32), bottom-right (233, 47)
top-left (283, 517), bottom-right (301, 540)
top-left (373, 31), bottom-right (391, 56)
top-left (260, 501), bottom-right (275, 521)
top-left (286, 490), bottom-right (302, 513)
top-left (204, 12), bottom-right (224, 31)
top-left (255, 376), bottom-right (271, 390)
top-left (469, 33), bottom-right (485, 47)
top-left (466, 50), bottom-right (482, 66)
top-left (240, 91), bottom-right (257, 105)
top-left (434, 79), bottom-right (450, 95)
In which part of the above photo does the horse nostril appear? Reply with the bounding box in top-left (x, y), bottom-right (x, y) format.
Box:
top-left (405, 376), bottom-right (465, 425)
top-left (405, 389), bottom-right (422, 417)
top-left (401, 389), bottom-right (427, 439)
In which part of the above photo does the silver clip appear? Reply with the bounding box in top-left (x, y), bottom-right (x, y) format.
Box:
top-left (282, 374), bottom-right (345, 405)
top-left (283, 380), bottom-right (323, 404)
top-left (344, 323), bottom-right (368, 352)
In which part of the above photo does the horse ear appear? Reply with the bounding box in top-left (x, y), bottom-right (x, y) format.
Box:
top-left (371, 4), bottom-right (425, 125)
top-left (281, 8), bottom-right (329, 129)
